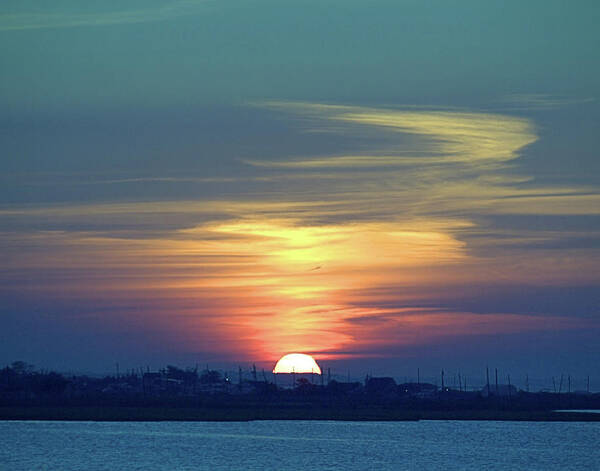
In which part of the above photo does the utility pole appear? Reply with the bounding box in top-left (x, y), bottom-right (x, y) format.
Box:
top-left (559, 374), bottom-right (564, 394)
top-left (587, 375), bottom-right (590, 394)
top-left (495, 368), bottom-right (498, 396)
top-left (486, 367), bottom-right (490, 397)
top-left (252, 364), bottom-right (257, 382)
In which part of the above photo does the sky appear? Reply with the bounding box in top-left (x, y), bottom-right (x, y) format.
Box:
top-left (1, 0), bottom-right (599, 389)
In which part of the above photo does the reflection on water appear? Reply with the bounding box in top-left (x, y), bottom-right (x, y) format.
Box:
top-left (1, 420), bottom-right (599, 471)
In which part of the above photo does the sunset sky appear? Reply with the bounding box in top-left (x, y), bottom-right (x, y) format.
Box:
top-left (1, 1), bottom-right (599, 387)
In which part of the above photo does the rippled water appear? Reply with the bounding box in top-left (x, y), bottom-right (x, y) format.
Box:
top-left (1, 420), bottom-right (599, 470)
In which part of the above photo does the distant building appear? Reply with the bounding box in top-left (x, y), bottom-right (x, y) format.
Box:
top-left (480, 384), bottom-right (517, 397)
top-left (327, 380), bottom-right (362, 394)
top-left (366, 377), bottom-right (397, 395)
top-left (398, 382), bottom-right (438, 398)
top-left (142, 372), bottom-right (185, 395)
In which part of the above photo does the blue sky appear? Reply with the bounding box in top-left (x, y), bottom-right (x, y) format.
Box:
top-left (1, 1), bottom-right (599, 388)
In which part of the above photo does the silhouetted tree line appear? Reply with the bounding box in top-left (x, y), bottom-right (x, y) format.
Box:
top-left (1, 361), bottom-right (69, 396)
top-left (1, 361), bottom-right (599, 412)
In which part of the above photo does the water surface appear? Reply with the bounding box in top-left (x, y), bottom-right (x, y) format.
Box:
top-left (1, 420), bottom-right (599, 470)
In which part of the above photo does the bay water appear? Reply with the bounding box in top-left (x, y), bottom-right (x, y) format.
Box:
top-left (1, 420), bottom-right (599, 470)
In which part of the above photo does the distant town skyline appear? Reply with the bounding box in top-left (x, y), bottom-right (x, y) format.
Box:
top-left (1, 1), bottom-right (599, 381)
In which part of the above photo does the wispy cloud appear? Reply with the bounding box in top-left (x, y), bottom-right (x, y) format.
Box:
top-left (2, 101), bottom-right (599, 361)
top-left (243, 101), bottom-right (599, 220)
top-left (250, 101), bottom-right (536, 164)
top-left (0, 0), bottom-right (212, 32)
top-left (498, 94), bottom-right (596, 110)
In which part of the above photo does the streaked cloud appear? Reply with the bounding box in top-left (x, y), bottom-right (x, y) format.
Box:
top-left (246, 102), bottom-right (536, 168)
top-left (0, 0), bottom-right (211, 32)
top-left (243, 102), bottom-right (600, 222)
top-left (1, 101), bottom-right (599, 364)
top-left (498, 94), bottom-right (596, 110)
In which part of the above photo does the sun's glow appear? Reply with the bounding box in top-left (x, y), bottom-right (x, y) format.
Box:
top-left (2, 102), bottom-right (596, 364)
top-left (273, 353), bottom-right (322, 374)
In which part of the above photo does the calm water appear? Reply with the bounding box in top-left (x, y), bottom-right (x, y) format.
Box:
top-left (1, 420), bottom-right (599, 470)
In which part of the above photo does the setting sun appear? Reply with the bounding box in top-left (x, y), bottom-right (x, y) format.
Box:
top-left (273, 353), bottom-right (322, 374)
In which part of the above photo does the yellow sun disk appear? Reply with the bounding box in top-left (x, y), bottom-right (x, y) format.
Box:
top-left (273, 353), bottom-right (322, 374)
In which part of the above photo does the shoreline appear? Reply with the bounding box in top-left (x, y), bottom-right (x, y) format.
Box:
top-left (2, 406), bottom-right (600, 422)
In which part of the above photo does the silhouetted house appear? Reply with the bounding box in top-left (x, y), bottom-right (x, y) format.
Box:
top-left (164, 378), bottom-right (184, 394)
top-left (480, 384), bottom-right (517, 397)
top-left (366, 377), bottom-right (397, 395)
top-left (101, 382), bottom-right (136, 395)
top-left (398, 382), bottom-right (438, 398)
top-left (197, 370), bottom-right (228, 394)
top-left (199, 370), bottom-right (222, 385)
top-left (327, 380), bottom-right (362, 394)
top-left (230, 380), bottom-right (271, 395)
top-left (246, 380), bottom-right (277, 394)
top-left (142, 372), bottom-right (161, 394)
top-left (142, 372), bottom-right (184, 395)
